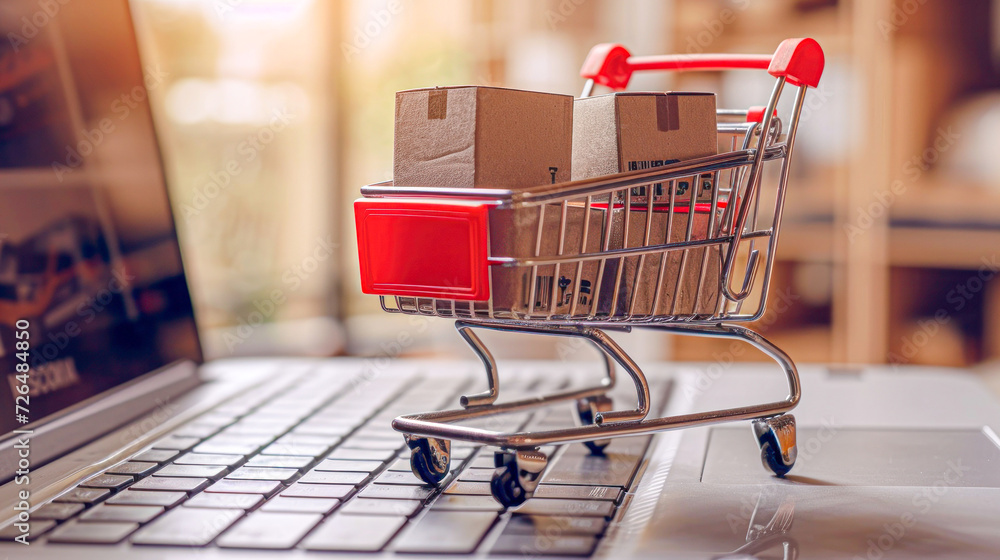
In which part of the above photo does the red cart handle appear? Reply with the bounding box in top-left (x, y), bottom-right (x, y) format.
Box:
top-left (581, 38), bottom-right (824, 91)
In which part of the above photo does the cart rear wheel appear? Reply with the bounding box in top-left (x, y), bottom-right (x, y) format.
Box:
top-left (575, 395), bottom-right (613, 455)
top-left (405, 436), bottom-right (451, 485)
top-left (490, 449), bottom-right (548, 508)
top-left (753, 415), bottom-right (796, 477)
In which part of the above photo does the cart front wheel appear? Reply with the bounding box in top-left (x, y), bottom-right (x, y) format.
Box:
top-left (405, 436), bottom-right (451, 485)
top-left (490, 449), bottom-right (548, 508)
top-left (575, 395), bottom-right (613, 455)
top-left (753, 415), bottom-right (796, 477)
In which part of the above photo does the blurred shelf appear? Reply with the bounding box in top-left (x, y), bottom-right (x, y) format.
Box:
top-left (890, 179), bottom-right (1000, 230)
top-left (775, 221), bottom-right (834, 263)
top-left (889, 227), bottom-right (1000, 269)
top-left (671, 325), bottom-right (833, 363)
top-left (886, 179), bottom-right (1000, 269)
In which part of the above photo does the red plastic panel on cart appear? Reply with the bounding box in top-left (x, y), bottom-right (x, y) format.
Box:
top-left (355, 199), bottom-right (492, 301)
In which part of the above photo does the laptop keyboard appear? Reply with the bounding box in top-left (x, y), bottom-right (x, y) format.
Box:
top-left (1, 364), bottom-right (667, 555)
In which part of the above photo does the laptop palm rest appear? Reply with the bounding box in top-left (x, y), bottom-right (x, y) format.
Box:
top-left (701, 427), bottom-right (1000, 487)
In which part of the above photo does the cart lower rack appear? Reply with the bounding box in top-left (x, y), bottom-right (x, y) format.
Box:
top-left (355, 38), bottom-right (824, 507)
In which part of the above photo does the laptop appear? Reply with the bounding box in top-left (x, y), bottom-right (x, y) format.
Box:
top-left (2, 1), bottom-right (1000, 558)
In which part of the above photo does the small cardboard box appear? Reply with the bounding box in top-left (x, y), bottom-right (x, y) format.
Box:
top-left (394, 86), bottom-right (573, 189)
top-left (572, 92), bottom-right (717, 204)
top-left (486, 204), bottom-right (618, 318)
top-left (614, 208), bottom-right (722, 317)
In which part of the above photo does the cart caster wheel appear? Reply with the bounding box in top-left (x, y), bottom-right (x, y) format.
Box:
top-left (575, 395), bottom-right (613, 455)
top-left (753, 414), bottom-right (797, 477)
top-left (404, 436), bottom-right (451, 485)
top-left (490, 449), bottom-right (548, 508)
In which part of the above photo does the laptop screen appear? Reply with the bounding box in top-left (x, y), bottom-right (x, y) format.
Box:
top-left (0, 0), bottom-right (202, 437)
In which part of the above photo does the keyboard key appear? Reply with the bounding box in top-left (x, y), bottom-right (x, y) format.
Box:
top-left (533, 484), bottom-right (623, 502)
top-left (193, 441), bottom-right (259, 456)
top-left (457, 468), bottom-right (495, 483)
top-left (470, 455), bottom-right (498, 469)
top-left (175, 453), bottom-right (244, 468)
top-left (541, 447), bottom-right (644, 488)
top-left (106, 461), bottom-right (158, 477)
top-left (340, 439), bottom-right (403, 451)
top-left (314, 459), bottom-right (381, 472)
top-left (340, 498), bottom-right (422, 517)
top-left (226, 467), bottom-right (299, 482)
top-left (388, 458), bottom-right (415, 472)
top-left (0, 520), bottom-right (55, 541)
top-left (260, 443), bottom-right (329, 457)
top-left (155, 464), bottom-right (228, 480)
top-left (294, 423), bottom-right (355, 438)
top-left (505, 514), bottom-right (608, 536)
top-left (171, 423), bottom-right (220, 439)
top-left (186, 493), bottom-right (263, 510)
top-left (216, 511), bottom-right (322, 549)
top-left (328, 448), bottom-right (396, 462)
top-left (260, 496), bottom-right (340, 514)
top-left (206, 479), bottom-right (281, 497)
top-left (245, 455), bottom-right (313, 469)
top-left (444, 481), bottom-right (492, 495)
top-left (432, 494), bottom-right (504, 512)
top-left (373, 470), bottom-right (434, 486)
top-left (275, 434), bottom-right (340, 447)
top-left (80, 504), bottom-right (164, 523)
top-left (302, 513), bottom-right (406, 552)
top-left (281, 483), bottom-right (354, 500)
top-left (357, 484), bottom-right (434, 501)
top-left (79, 474), bottom-right (134, 492)
top-left (132, 507), bottom-right (244, 546)
top-left (490, 533), bottom-right (597, 556)
top-left (298, 470), bottom-right (369, 485)
top-left (152, 435), bottom-right (202, 451)
top-left (394, 510), bottom-right (498, 554)
top-left (107, 490), bottom-right (186, 508)
top-left (132, 477), bottom-right (209, 493)
top-left (132, 449), bottom-right (179, 463)
top-left (515, 499), bottom-right (614, 518)
top-left (48, 521), bottom-right (138, 544)
top-left (32, 502), bottom-right (84, 520)
top-left (55, 487), bottom-right (110, 504)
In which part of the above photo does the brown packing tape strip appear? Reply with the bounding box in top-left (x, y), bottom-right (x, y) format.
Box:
top-left (428, 89), bottom-right (447, 119)
top-left (656, 95), bottom-right (679, 132)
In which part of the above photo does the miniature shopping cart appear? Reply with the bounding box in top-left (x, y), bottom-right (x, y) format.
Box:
top-left (355, 38), bottom-right (824, 507)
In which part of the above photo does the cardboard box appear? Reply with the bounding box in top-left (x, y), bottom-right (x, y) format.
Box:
top-left (394, 86), bottom-right (573, 189)
top-left (613, 208), bottom-right (722, 317)
top-left (571, 92), bottom-right (717, 204)
top-left (486, 204), bottom-right (619, 318)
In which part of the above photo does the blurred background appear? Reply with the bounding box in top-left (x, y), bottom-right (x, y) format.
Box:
top-left (128, 0), bottom-right (1000, 376)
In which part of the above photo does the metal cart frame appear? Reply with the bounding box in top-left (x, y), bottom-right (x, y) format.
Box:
top-left (355, 38), bottom-right (825, 506)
